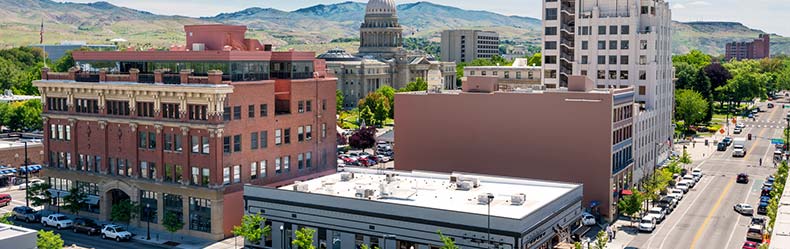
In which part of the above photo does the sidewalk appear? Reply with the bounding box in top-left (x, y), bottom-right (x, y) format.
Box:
top-left (125, 225), bottom-right (239, 249)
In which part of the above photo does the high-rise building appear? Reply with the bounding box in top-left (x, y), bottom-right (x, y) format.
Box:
top-left (542, 0), bottom-right (674, 183)
top-left (440, 30), bottom-right (500, 63)
top-left (725, 34), bottom-right (771, 61)
top-left (33, 24), bottom-right (338, 240)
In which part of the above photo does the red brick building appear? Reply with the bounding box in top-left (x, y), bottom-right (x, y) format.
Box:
top-left (33, 24), bottom-right (337, 240)
top-left (725, 34), bottom-right (771, 61)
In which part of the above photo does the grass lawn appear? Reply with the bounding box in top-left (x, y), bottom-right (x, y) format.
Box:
top-left (337, 110), bottom-right (394, 130)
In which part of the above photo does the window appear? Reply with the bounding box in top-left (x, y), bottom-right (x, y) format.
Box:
top-left (260, 160), bottom-right (267, 177)
top-left (140, 191), bottom-right (158, 224)
top-left (621, 40), bottom-right (629, 50)
top-left (275, 158), bottom-right (282, 174)
top-left (192, 136), bottom-right (200, 153)
top-left (75, 99), bottom-right (99, 113)
top-left (641, 6), bottom-right (649, 14)
top-left (306, 100), bottom-right (312, 112)
top-left (620, 71), bottom-right (629, 80)
top-left (165, 134), bottom-right (173, 151)
top-left (581, 70), bottom-right (587, 76)
top-left (223, 107), bottom-right (231, 121)
top-left (284, 128), bottom-right (291, 144)
top-left (284, 156), bottom-right (290, 171)
top-left (610, 25), bottom-right (618, 35)
top-left (223, 167), bottom-right (230, 185)
top-left (306, 152), bottom-right (312, 168)
top-left (298, 101), bottom-right (305, 113)
top-left (545, 27), bottom-right (557, 36)
top-left (322, 123), bottom-right (327, 138)
top-left (640, 55), bottom-right (647, 65)
top-left (581, 56), bottom-right (588, 64)
top-left (251, 162), bottom-right (258, 180)
top-left (191, 167), bottom-right (200, 185)
top-left (223, 136), bottom-right (231, 153)
top-left (233, 135), bottom-right (241, 152)
top-left (275, 129), bottom-right (282, 145)
top-left (163, 194), bottom-right (183, 227)
top-left (251, 132), bottom-right (259, 149)
top-left (202, 168), bottom-right (210, 186)
top-left (188, 104), bottom-right (208, 121)
top-left (65, 125), bottom-right (71, 141)
top-left (137, 102), bottom-right (155, 118)
top-left (298, 154), bottom-right (304, 169)
top-left (260, 131), bottom-right (268, 148)
top-left (140, 161), bottom-right (149, 179)
top-left (598, 26), bottom-right (606, 35)
top-left (106, 100), bottom-right (130, 116)
top-left (597, 70), bottom-right (606, 80)
top-left (545, 8), bottom-right (557, 20)
top-left (640, 40), bottom-right (648, 50)
top-left (248, 105), bottom-right (255, 118)
top-left (165, 164), bottom-right (174, 182)
top-left (189, 198), bottom-right (211, 232)
top-left (639, 70), bottom-right (647, 80)
top-left (544, 56), bottom-right (557, 64)
top-left (609, 56), bottom-right (617, 65)
top-left (598, 56), bottom-right (606, 64)
top-left (581, 41), bottom-right (588, 50)
top-left (598, 41), bottom-right (606, 50)
top-left (162, 103), bottom-right (180, 119)
top-left (57, 125), bottom-right (64, 140)
top-left (609, 70), bottom-right (617, 80)
top-left (233, 106), bottom-right (241, 120)
top-left (202, 137), bottom-right (209, 154)
top-left (609, 41), bottom-right (618, 50)
top-left (233, 165), bottom-right (240, 183)
top-left (639, 86), bottom-right (646, 95)
top-left (260, 104), bottom-right (268, 117)
top-left (544, 41), bottom-right (557, 50)
top-left (621, 56), bottom-right (629, 65)
top-left (621, 25), bottom-right (630, 35)
top-left (322, 99), bottom-right (327, 111)
top-left (148, 132), bottom-right (156, 149)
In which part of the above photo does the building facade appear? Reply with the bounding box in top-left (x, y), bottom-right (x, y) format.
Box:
top-left (440, 30), bottom-right (500, 63)
top-left (33, 24), bottom-right (338, 240)
top-left (463, 58), bottom-right (542, 90)
top-left (243, 167), bottom-right (584, 249)
top-left (542, 0), bottom-right (673, 182)
top-left (725, 34), bottom-right (771, 61)
top-left (394, 76), bottom-right (635, 220)
top-left (327, 0), bottom-right (457, 109)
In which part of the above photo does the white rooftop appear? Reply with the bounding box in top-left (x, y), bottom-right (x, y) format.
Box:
top-left (0, 223), bottom-right (36, 240)
top-left (280, 167), bottom-right (581, 219)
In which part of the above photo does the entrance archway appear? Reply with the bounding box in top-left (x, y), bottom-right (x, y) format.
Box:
top-left (108, 189), bottom-right (130, 206)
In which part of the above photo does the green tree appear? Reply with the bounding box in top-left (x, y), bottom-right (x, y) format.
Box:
top-left (162, 211), bottom-right (184, 240)
top-left (63, 187), bottom-right (87, 216)
top-left (679, 148), bottom-right (692, 165)
top-left (672, 50), bottom-right (711, 69)
top-left (376, 86), bottom-right (396, 118)
top-left (336, 89), bottom-right (344, 112)
top-left (399, 78), bottom-right (429, 92)
top-left (675, 89), bottom-right (709, 133)
top-left (53, 47), bottom-right (90, 72)
top-left (110, 199), bottom-right (140, 225)
top-left (617, 190), bottom-right (643, 223)
top-left (593, 230), bottom-right (608, 249)
top-left (232, 213), bottom-right (271, 245)
top-left (359, 105), bottom-right (374, 126)
top-left (358, 92), bottom-right (391, 126)
top-left (437, 230), bottom-right (459, 249)
top-left (0, 212), bottom-right (12, 225)
top-left (373, 101), bottom-right (390, 126)
top-left (527, 52), bottom-right (542, 66)
top-left (292, 227), bottom-right (316, 249)
top-left (37, 230), bottom-right (64, 249)
top-left (574, 241), bottom-right (583, 249)
top-left (27, 182), bottom-right (52, 207)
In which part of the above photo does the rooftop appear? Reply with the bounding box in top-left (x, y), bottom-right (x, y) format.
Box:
top-left (0, 223), bottom-right (36, 240)
top-left (280, 167), bottom-right (581, 219)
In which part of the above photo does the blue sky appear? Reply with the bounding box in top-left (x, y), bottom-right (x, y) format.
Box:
top-left (63, 0), bottom-right (789, 36)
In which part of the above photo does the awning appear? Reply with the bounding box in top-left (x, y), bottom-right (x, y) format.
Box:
top-left (0, 169), bottom-right (17, 174)
top-left (47, 189), bottom-right (70, 198)
top-left (621, 189), bottom-right (633, 195)
top-left (18, 165), bottom-right (42, 173)
top-left (85, 195), bottom-right (100, 205)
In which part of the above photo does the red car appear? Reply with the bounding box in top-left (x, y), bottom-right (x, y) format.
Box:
top-left (743, 241), bottom-right (758, 249)
top-left (0, 194), bottom-right (11, 207)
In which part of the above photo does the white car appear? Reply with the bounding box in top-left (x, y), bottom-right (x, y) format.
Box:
top-left (41, 214), bottom-right (74, 229)
top-left (669, 189), bottom-right (684, 200)
top-left (648, 207), bottom-right (666, 223)
top-left (101, 225), bottom-right (132, 242)
top-left (736, 123), bottom-right (746, 129)
top-left (18, 179), bottom-right (45, 190)
top-left (638, 216), bottom-right (656, 232)
top-left (581, 212), bottom-right (596, 226)
top-left (691, 169), bottom-right (703, 181)
top-left (734, 203), bottom-right (755, 216)
top-left (682, 176), bottom-right (696, 187)
top-left (676, 182), bottom-right (690, 193)
top-left (376, 155), bottom-right (391, 163)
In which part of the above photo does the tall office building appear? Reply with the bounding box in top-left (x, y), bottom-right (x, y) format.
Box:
top-left (440, 30), bottom-right (500, 63)
top-left (542, 0), bottom-right (673, 184)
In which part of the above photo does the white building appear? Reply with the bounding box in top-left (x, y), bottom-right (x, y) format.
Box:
top-left (243, 167), bottom-right (584, 249)
top-left (541, 0), bottom-right (673, 184)
top-left (441, 30), bottom-right (500, 63)
top-left (463, 58), bottom-right (542, 90)
top-left (0, 223), bottom-right (37, 249)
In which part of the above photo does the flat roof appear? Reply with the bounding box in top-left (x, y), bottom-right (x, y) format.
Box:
top-left (280, 167), bottom-right (581, 219)
top-left (0, 223), bottom-right (37, 240)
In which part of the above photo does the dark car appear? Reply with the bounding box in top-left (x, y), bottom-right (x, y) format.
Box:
top-left (762, 186), bottom-right (773, 197)
top-left (717, 142), bottom-right (728, 151)
top-left (757, 202), bottom-right (769, 215)
top-left (737, 173), bottom-right (749, 184)
top-left (73, 218), bottom-right (102, 235)
top-left (723, 137), bottom-right (733, 146)
top-left (11, 206), bottom-right (38, 222)
top-left (760, 196), bottom-right (771, 204)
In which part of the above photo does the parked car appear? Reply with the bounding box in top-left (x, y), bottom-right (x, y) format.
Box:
top-left (757, 201), bottom-right (768, 215)
top-left (581, 212), bottom-right (596, 226)
top-left (692, 168), bottom-right (703, 180)
top-left (768, 103), bottom-right (775, 108)
top-left (376, 155), bottom-right (391, 163)
top-left (737, 173), bottom-right (750, 184)
top-left (648, 207), bottom-right (666, 223)
top-left (0, 194), bottom-right (11, 207)
top-left (676, 182), bottom-right (690, 193)
top-left (734, 127), bottom-right (743, 134)
top-left (762, 186), bottom-right (773, 197)
top-left (734, 203), bottom-right (755, 216)
top-left (101, 224), bottom-right (132, 242)
top-left (638, 216), bottom-right (656, 233)
top-left (73, 218), bottom-right (102, 235)
top-left (746, 224), bottom-right (765, 242)
top-left (11, 206), bottom-right (38, 222)
top-left (669, 189), bottom-right (684, 200)
top-left (742, 241), bottom-right (759, 249)
top-left (717, 142), bottom-right (728, 151)
top-left (18, 179), bottom-right (45, 190)
top-left (659, 196), bottom-right (678, 212)
top-left (682, 176), bottom-right (696, 187)
top-left (41, 214), bottom-right (74, 229)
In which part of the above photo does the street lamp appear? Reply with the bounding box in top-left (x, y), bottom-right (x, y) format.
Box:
top-left (280, 225), bottom-right (285, 249)
top-left (486, 193), bottom-right (495, 247)
top-left (145, 203), bottom-right (151, 240)
top-left (23, 141), bottom-right (29, 208)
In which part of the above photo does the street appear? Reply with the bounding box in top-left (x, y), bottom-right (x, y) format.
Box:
top-left (624, 100), bottom-right (783, 249)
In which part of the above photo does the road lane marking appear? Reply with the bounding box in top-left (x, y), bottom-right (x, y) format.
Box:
top-left (744, 123), bottom-right (770, 161)
top-left (689, 178), bottom-right (736, 249)
top-left (725, 180), bottom-right (757, 248)
top-left (652, 161), bottom-right (713, 249)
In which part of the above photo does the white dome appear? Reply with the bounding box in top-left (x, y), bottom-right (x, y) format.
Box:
top-left (366, 0), bottom-right (396, 14)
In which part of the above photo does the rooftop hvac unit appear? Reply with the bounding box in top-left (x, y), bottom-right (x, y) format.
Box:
top-left (341, 172), bottom-right (355, 181)
top-left (511, 193), bottom-right (526, 206)
top-left (385, 173), bottom-right (397, 183)
top-left (456, 181), bottom-right (472, 191)
top-left (355, 188), bottom-right (376, 198)
top-left (192, 43), bottom-right (205, 51)
top-left (449, 176), bottom-right (458, 183)
top-left (478, 194), bottom-right (493, 205)
top-left (379, 183), bottom-right (392, 197)
top-left (293, 182), bottom-right (309, 192)
top-left (457, 176), bottom-right (480, 188)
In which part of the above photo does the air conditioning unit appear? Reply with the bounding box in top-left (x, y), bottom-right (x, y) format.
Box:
top-left (385, 173), bottom-right (397, 183)
top-left (379, 183), bottom-right (392, 197)
top-left (293, 182), bottom-right (309, 192)
top-left (478, 194), bottom-right (493, 205)
top-left (457, 176), bottom-right (480, 188)
top-left (456, 181), bottom-right (472, 191)
top-left (192, 43), bottom-right (205, 51)
top-left (355, 188), bottom-right (376, 198)
top-left (341, 172), bottom-right (355, 181)
top-left (511, 193), bottom-right (526, 206)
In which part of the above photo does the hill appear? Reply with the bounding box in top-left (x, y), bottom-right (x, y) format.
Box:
top-left (0, 0), bottom-right (786, 56)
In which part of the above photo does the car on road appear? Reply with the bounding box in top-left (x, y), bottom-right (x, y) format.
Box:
top-left (768, 103), bottom-right (775, 108)
top-left (0, 194), bottom-right (11, 207)
top-left (734, 203), bottom-right (755, 216)
top-left (647, 207), bottom-right (666, 223)
top-left (638, 216), bottom-right (656, 233)
top-left (669, 189), bottom-right (684, 200)
top-left (746, 224), bottom-right (765, 242)
top-left (101, 224), bottom-right (132, 242)
top-left (675, 182), bottom-right (690, 193)
top-left (581, 212), bottom-right (596, 226)
top-left (72, 218), bottom-right (102, 235)
top-left (732, 139), bottom-right (746, 157)
top-left (682, 176), bottom-right (696, 187)
top-left (742, 241), bottom-right (759, 249)
top-left (41, 214), bottom-right (74, 229)
top-left (736, 123), bottom-right (746, 129)
top-left (734, 127), bottom-right (743, 134)
top-left (723, 137), bottom-right (734, 145)
top-left (17, 179), bottom-right (45, 190)
top-left (717, 142), bottom-right (728, 151)
top-left (11, 206), bottom-right (39, 222)
top-left (737, 173), bottom-right (750, 184)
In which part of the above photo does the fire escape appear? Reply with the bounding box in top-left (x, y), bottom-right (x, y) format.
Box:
top-left (559, 0), bottom-right (576, 87)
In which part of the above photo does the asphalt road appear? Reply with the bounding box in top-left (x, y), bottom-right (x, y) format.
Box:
top-left (627, 101), bottom-right (783, 249)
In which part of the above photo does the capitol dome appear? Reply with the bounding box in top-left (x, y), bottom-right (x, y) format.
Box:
top-left (365, 0), bottom-right (397, 14)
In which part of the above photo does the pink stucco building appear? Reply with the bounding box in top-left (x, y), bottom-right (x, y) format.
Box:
top-left (394, 76), bottom-right (635, 220)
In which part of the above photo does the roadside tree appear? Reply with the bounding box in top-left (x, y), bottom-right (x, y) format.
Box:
top-left (232, 213), bottom-right (270, 245)
top-left (292, 227), bottom-right (316, 249)
top-left (162, 211), bottom-right (185, 240)
top-left (63, 186), bottom-right (87, 216)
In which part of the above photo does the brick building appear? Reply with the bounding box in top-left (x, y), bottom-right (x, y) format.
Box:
top-left (33, 24), bottom-right (338, 240)
top-left (725, 34), bottom-right (771, 61)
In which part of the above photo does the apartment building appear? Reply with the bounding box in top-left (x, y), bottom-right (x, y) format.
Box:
top-left (394, 76), bottom-right (635, 220)
top-left (243, 167), bottom-right (584, 249)
top-left (441, 30), bottom-right (500, 63)
top-left (725, 34), bottom-right (771, 61)
top-left (542, 0), bottom-right (674, 182)
top-left (33, 24), bottom-right (338, 240)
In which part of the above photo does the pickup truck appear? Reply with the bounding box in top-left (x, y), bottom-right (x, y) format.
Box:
top-left (41, 214), bottom-right (74, 229)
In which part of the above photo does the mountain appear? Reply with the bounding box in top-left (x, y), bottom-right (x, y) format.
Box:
top-left (0, 0), bottom-right (787, 56)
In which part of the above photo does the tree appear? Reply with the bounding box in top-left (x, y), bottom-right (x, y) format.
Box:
top-left (399, 78), bottom-right (428, 92)
top-left (672, 50), bottom-right (711, 69)
top-left (63, 186), bottom-right (87, 216)
top-left (527, 52), bottom-right (542, 66)
top-left (376, 86), bottom-right (396, 118)
top-left (37, 230), bottom-right (64, 249)
top-left (162, 211), bottom-right (184, 240)
top-left (359, 105), bottom-right (374, 127)
top-left (679, 148), bottom-right (692, 165)
top-left (27, 182), bottom-right (52, 207)
top-left (593, 230), bottom-right (608, 249)
top-left (53, 47), bottom-right (90, 73)
top-left (675, 89), bottom-right (709, 133)
top-left (348, 126), bottom-right (377, 150)
top-left (0, 212), bottom-right (12, 225)
top-left (574, 242), bottom-right (583, 249)
top-left (617, 191), bottom-right (643, 223)
top-left (358, 92), bottom-right (391, 126)
top-left (437, 230), bottom-right (459, 249)
top-left (292, 227), bottom-right (316, 249)
top-left (232, 213), bottom-right (270, 245)
top-left (110, 199), bottom-right (140, 225)
top-left (704, 63), bottom-right (732, 104)
top-left (336, 90), bottom-right (344, 112)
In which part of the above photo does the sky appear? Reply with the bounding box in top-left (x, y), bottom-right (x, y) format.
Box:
top-left (62, 0), bottom-right (790, 36)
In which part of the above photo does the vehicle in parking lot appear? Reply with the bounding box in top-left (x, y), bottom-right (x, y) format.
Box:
top-left (648, 207), bottom-right (666, 223)
top-left (763, 181), bottom-right (773, 188)
top-left (0, 194), bottom-right (11, 207)
top-left (734, 203), bottom-right (754, 216)
top-left (766, 175), bottom-right (775, 184)
top-left (73, 218), bottom-right (102, 235)
top-left (41, 214), bottom-right (74, 229)
top-left (737, 173), bottom-right (750, 184)
top-left (101, 224), bottom-right (132, 242)
top-left (11, 206), bottom-right (38, 222)
top-left (638, 217), bottom-right (656, 232)
top-left (742, 241), bottom-right (759, 249)
top-left (18, 179), bottom-right (45, 190)
top-left (768, 103), bottom-right (775, 108)
top-left (761, 186), bottom-right (772, 197)
top-left (581, 212), bottom-right (596, 226)
top-left (376, 155), bottom-right (391, 163)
